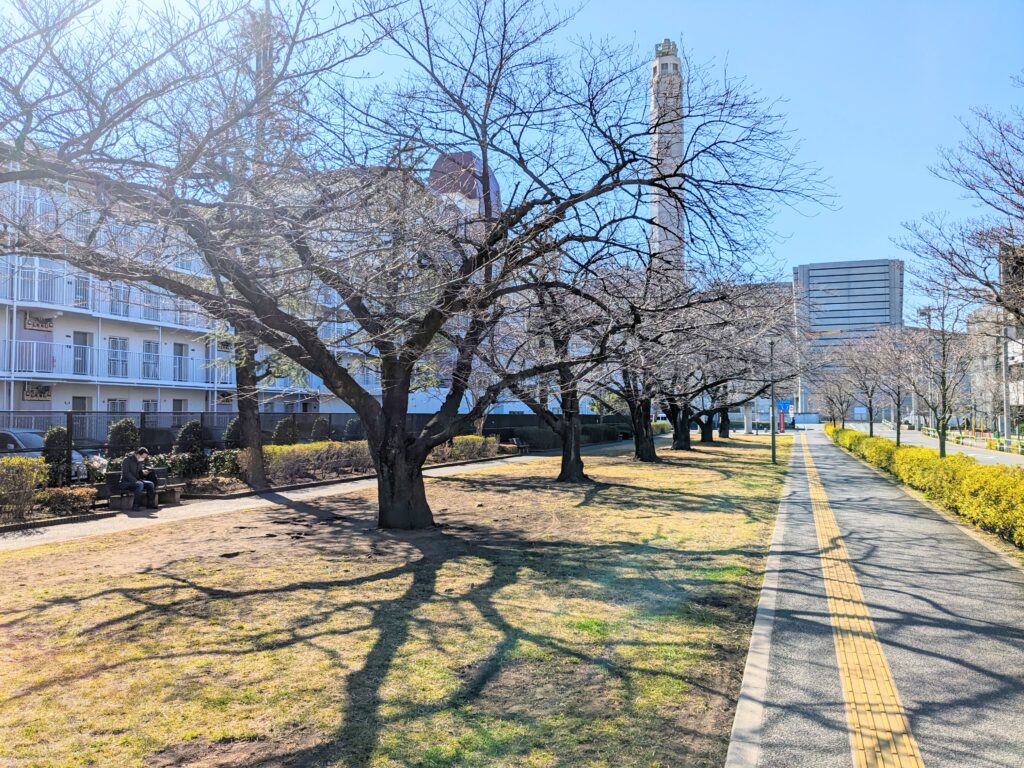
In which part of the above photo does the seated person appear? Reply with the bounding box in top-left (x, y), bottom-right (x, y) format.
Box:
top-left (120, 447), bottom-right (159, 512)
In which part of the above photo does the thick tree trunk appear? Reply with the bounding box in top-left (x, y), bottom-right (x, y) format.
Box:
top-left (631, 397), bottom-right (659, 462)
top-left (699, 415), bottom-right (715, 443)
top-left (718, 407), bottom-right (730, 439)
top-left (556, 413), bottom-right (589, 482)
top-left (235, 340), bottom-right (267, 490)
top-left (670, 402), bottom-right (692, 450)
top-left (375, 448), bottom-right (433, 529)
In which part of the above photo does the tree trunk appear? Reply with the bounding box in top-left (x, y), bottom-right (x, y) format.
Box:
top-left (631, 397), bottom-right (659, 462)
top-left (556, 413), bottom-right (589, 482)
top-left (375, 449), bottom-right (433, 529)
top-left (867, 401), bottom-right (874, 436)
top-left (670, 402), bottom-right (692, 450)
top-left (235, 340), bottom-right (267, 490)
top-left (895, 395), bottom-right (902, 447)
top-left (699, 415), bottom-right (715, 443)
top-left (718, 407), bottom-right (731, 439)
top-left (473, 414), bottom-right (487, 436)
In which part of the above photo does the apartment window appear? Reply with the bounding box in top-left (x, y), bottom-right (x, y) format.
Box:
top-left (142, 340), bottom-right (159, 379)
top-left (142, 399), bottom-right (158, 413)
top-left (72, 331), bottom-right (92, 376)
top-left (106, 399), bottom-right (127, 414)
top-left (72, 274), bottom-right (91, 309)
top-left (171, 398), bottom-right (187, 427)
top-left (142, 292), bottom-right (161, 321)
top-left (109, 284), bottom-right (130, 317)
top-left (173, 342), bottom-right (189, 382)
top-left (107, 337), bottom-right (129, 378)
top-left (174, 300), bottom-right (189, 326)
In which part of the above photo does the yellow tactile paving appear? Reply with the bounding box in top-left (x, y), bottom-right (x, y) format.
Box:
top-left (801, 435), bottom-right (925, 768)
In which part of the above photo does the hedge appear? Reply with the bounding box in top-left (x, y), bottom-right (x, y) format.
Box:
top-left (826, 426), bottom-right (1024, 548)
top-left (652, 420), bottom-right (672, 435)
top-left (34, 486), bottom-right (97, 516)
top-left (510, 426), bottom-right (561, 450)
top-left (0, 457), bottom-right (46, 521)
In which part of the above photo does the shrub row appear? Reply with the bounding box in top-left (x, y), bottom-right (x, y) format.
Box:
top-left (826, 426), bottom-right (1024, 548)
top-left (0, 456), bottom-right (97, 521)
top-left (212, 435), bottom-right (508, 486)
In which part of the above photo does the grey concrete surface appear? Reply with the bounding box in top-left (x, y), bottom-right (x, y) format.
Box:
top-left (752, 430), bottom-right (1024, 767)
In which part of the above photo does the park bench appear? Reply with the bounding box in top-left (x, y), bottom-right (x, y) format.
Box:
top-left (508, 437), bottom-right (530, 455)
top-left (105, 467), bottom-right (186, 511)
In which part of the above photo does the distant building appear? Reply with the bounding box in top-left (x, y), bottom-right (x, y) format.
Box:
top-left (793, 258), bottom-right (904, 413)
top-left (966, 306), bottom-right (1024, 432)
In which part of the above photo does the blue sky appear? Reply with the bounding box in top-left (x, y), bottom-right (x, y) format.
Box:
top-left (567, 0), bottom-right (1023, 278)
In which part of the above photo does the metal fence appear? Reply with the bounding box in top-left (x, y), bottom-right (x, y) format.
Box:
top-left (0, 409), bottom-right (634, 459)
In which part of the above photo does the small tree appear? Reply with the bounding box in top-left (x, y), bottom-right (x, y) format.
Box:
top-left (310, 416), bottom-right (330, 442)
top-left (105, 418), bottom-right (139, 460)
top-left (42, 426), bottom-right (70, 486)
top-left (271, 417), bottom-right (299, 446)
top-left (173, 420), bottom-right (204, 454)
top-left (343, 417), bottom-right (364, 441)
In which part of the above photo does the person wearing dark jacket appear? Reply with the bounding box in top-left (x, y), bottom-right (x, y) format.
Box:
top-left (120, 447), bottom-right (158, 511)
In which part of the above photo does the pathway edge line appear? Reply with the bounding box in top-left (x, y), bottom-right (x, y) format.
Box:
top-left (723, 442), bottom-right (800, 768)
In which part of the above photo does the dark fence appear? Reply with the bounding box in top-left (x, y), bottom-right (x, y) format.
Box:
top-left (0, 410), bottom-right (634, 459)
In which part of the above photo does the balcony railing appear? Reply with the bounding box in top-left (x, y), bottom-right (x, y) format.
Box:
top-left (0, 262), bottom-right (207, 329)
top-left (1, 340), bottom-right (235, 387)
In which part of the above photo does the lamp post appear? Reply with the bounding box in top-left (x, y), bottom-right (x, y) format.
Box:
top-left (769, 338), bottom-right (776, 465)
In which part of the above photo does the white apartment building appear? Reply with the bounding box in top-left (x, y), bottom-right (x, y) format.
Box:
top-left (0, 152), bottom-right (526, 422)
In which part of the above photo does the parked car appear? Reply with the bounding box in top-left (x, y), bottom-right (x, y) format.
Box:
top-left (0, 429), bottom-right (88, 481)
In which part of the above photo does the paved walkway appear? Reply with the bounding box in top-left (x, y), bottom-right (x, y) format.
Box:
top-left (852, 422), bottom-right (1024, 466)
top-left (0, 450), bottom-right (574, 553)
top-left (728, 429), bottom-right (1024, 768)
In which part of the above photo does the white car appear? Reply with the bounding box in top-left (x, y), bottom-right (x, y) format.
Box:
top-left (0, 429), bottom-right (89, 481)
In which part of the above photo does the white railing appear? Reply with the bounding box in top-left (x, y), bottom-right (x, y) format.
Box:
top-left (0, 262), bottom-right (208, 329)
top-left (0, 340), bottom-right (235, 387)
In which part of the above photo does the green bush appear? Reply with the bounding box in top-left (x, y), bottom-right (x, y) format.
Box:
top-left (209, 449), bottom-right (242, 478)
top-left (105, 418), bottom-right (140, 460)
top-left (828, 426), bottom-right (1024, 549)
top-left (152, 451), bottom-right (208, 479)
top-left (0, 456), bottom-right (46, 521)
top-left (510, 426), bottom-right (561, 450)
top-left (271, 417), bottom-right (299, 446)
top-left (34, 486), bottom-right (96, 516)
top-left (429, 435), bottom-right (499, 463)
top-left (343, 417), bottom-right (364, 441)
top-left (222, 416), bottom-right (241, 448)
top-left (173, 419), bottom-right (204, 454)
top-left (42, 426), bottom-right (70, 486)
top-left (651, 420), bottom-right (672, 435)
top-left (581, 424), bottom-right (619, 444)
top-left (310, 416), bottom-right (330, 442)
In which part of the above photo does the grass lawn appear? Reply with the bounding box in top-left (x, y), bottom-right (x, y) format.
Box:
top-left (0, 435), bottom-right (792, 768)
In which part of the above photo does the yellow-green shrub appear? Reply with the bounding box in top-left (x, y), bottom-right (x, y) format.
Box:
top-left (0, 456), bottom-right (46, 521)
top-left (956, 466), bottom-right (1024, 547)
top-left (859, 437), bottom-right (897, 472)
top-left (244, 441), bottom-right (374, 485)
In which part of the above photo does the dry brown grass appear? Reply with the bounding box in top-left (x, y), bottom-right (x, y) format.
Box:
top-left (0, 435), bottom-right (792, 768)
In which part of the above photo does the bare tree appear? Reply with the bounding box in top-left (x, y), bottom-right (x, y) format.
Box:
top-left (905, 286), bottom-right (972, 457)
top-left (834, 336), bottom-right (884, 435)
top-left (871, 326), bottom-right (912, 446)
top-left (0, 0), bottom-right (821, 527)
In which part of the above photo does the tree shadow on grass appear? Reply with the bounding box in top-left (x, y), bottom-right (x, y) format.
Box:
top-left (1, 488), bottom-right (767, 768)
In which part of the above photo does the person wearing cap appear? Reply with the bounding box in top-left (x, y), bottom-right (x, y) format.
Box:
top-left (120, 447), bottom-right (158, 511)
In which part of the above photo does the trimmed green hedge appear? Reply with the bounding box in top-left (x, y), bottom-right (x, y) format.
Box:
top-left (826, 426), bottom-right (1024, 548)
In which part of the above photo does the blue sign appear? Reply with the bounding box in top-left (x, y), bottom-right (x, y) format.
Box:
top-left (777, 400), bottom-right (791, 412)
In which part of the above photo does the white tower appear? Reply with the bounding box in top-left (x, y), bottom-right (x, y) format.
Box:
top-left (649, 38), bottom-right (684, 267)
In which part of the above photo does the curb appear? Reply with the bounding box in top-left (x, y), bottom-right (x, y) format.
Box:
top-left (724, 438), bottom-right (801, 768)
top-left (0, 510), bottom-right (119, 533)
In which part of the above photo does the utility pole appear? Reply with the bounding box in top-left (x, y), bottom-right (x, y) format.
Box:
top-left (770, 338), bottom-right (776, 465)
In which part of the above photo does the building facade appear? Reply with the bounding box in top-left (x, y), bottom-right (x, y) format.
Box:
top-left (793, 258), bottom-right (905, 413)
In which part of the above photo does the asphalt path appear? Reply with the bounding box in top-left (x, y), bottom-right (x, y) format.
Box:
top-left (851, 422), bottom-right (1024, 466)
top-left (748, 429), bottom-right (1024, 767)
